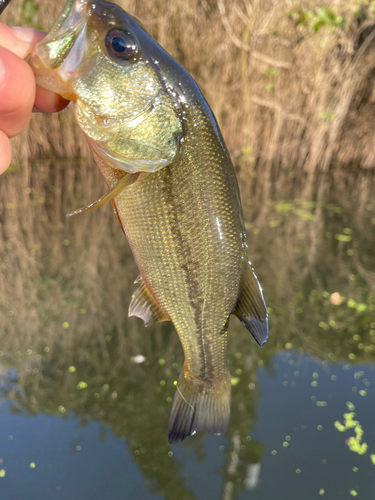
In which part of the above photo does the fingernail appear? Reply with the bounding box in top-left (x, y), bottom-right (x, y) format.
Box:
top-left (11, 27), bottom-right (38, 43)
top-left (0, 55), bottom-right (5, 87)
top-left (11, 27), bottom-right (45, 44)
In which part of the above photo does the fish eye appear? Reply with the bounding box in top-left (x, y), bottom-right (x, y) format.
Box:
top-left (105, 29), bottom-right (137, 61)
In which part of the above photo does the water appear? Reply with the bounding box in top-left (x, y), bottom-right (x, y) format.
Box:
top-left (0, 161), bottom-right (375, 499)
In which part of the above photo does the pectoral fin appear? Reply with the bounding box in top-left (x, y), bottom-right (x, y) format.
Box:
top-left (233, 260), bottom-right (268, 346)
top-left (66, 173), bottom-right (136, 217)
top-left (129, 279), bottom-right (170, 326)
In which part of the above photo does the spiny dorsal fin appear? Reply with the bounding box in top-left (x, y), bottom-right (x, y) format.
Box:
top-left (233, 260), bottom-right (268, 346)
top-left (129, 279), bottom-right (170, 326)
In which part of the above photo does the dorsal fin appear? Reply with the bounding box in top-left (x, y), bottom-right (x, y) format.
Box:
top-left (129, 279), bottom-right (170, 326)
top-left (233, 260), bottom-right (268, 346)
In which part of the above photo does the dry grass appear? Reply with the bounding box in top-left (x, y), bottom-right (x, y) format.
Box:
top-left (1, 0), bottom-right (375, 353)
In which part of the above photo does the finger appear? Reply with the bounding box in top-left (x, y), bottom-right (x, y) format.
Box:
top-left (34, 85), bottom-right (70, 113)
top-left (0, 24), bottom-right (70, 112)
top-left (0, 47), bottom-right (35, 137)
top-left (0, 22), bottom-right (44, 59)
top-left (0, 129), bottom-right (11, 174)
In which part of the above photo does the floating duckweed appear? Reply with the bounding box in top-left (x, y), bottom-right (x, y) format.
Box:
top-left (316, 401), bottom-right (327, 407)
top-left (173, 381), bottom-right (177, 386)
top-left (79, 308), bottom-right (86, 314)
top-left (172, 362), bottom-right (178, 369)
top-left (347, 249), bottom-right (354, 255)
top-left (311, 381), bottom-right (319, 387)
top-left (312, 372), bottom-right (319, 379)
top-left (26, 349), bottom-right (32, 355)
top-left (352, 387), bottom-right (358, 392)
top-left (334, 421), bottom-right (346, 432)
top-left (282, 442), bottom-right (289, 448)
top-left (353, 467), bottom-right (358, 472)
top-left (258, 360), bottom-right (264, 366)
top-left (318, 321), bottom-right (329, 330)
top-left (235, 368), bottom-right (242, 375)
top-left (76, 446), bottom-right (81, 451)
top-left (0, 470), bottom-right (5, 477)
top-left (159, 380), bottom-right (166, 387)
top-left (311, 396), bottom-right (317, 402)
top-left (343, 228), bottom-right (352, 235)
top-left (358, 343), bottom-right (365, 349)
top-left (58, 406), bottom-right (66, 413)
top-left (370, 455), bottom-right (375, 465)
top-left (111, 391), bottom-right (117, 398)
top-left (285, 343), bottom-right (293, 350)
top-left (352, 334), bottom-right (361, 341)
top-left (231, 377), bottom-right (240, 386)
top-left (271, 450), bottom-right (277, 455)
top-left (249, 383), bottom-right (255, 390)
top-left (166, 397), bottom-right (172, 403)
top-left (317, 425), bottom-right (323, 430)
top-left (331, 375), bottom-right (337, 381)
top-left (220, 445), bottom-right (225, 450)
top-left (347, 402), bottom-right (355, 411)
top-left (158, 358), bottom-right (166, 366)
top-left (319, 489), bottom-right (325, 495)
top-left (77, 381), bottom-right (88, 390)
top-left (350, 490), bottom-right (358, 497)
top-left (354, 371), bottom-right (364, 380)
top-left (246, 436), bottom-right (251, 441)
top-left (29, 462), bottom-right (36, 469)
top-left (285, 436), bottom-right (291, 441)
top-left (62, 322), bottom-right (69, 329)
top-left (103, 384), bottom-right (109, 391)
top-left (168, 451), bottom-right (173, 457)
top-left (348, 353), bottom-right (356, 360)
top-left (63, 239), bottom-right (70, 246)
top-left (235, 352), bottom-right (242, 359)
top-left (134, 450), bottom-right (139, 455)
top-left (105, 335), bottom-right (111, 342)
top-left (68, 366), bottom-right (76, 373)
top-left (359, 390), bottom-right (367, 397)
top-left (268, 220), bottom-right (281, 227)
top-left (295, 468), bottom-right (301, 474)
top-left (335, 234), bottom-right (352, 242)
top-left (44, 346), bottom-right (50, 353)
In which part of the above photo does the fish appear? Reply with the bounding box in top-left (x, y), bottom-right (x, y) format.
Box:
top-left (29, 0), bottom-right (268, 443)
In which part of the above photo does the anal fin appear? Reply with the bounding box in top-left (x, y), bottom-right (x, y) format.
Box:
top-left (129, 279), bottom-right (170, 326)
top-left (233, 260), bottom-right (268, 346)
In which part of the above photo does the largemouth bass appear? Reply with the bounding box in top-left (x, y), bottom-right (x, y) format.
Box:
top-left (29, 0), bottom-right (268, 443)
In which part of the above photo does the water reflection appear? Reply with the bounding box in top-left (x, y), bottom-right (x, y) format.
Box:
top-left (0, 158), bottom-right (375, 499)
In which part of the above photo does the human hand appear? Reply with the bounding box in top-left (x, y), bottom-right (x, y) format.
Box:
top-left (0, 23), bottom-right (70, 174)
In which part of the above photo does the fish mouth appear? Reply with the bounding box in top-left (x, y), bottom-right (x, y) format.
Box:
top-left (29, 0), bottom-right (93, 100)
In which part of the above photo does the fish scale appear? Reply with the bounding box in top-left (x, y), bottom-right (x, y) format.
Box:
top-left (29, 0), bottom-right (268, 443)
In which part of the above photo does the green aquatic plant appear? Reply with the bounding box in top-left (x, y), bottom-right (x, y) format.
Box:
top-left (333, 402), bottom-right (375, 458)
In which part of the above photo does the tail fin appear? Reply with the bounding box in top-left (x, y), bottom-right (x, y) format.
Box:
top-left (168, 370), bottom-right (231, 444)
